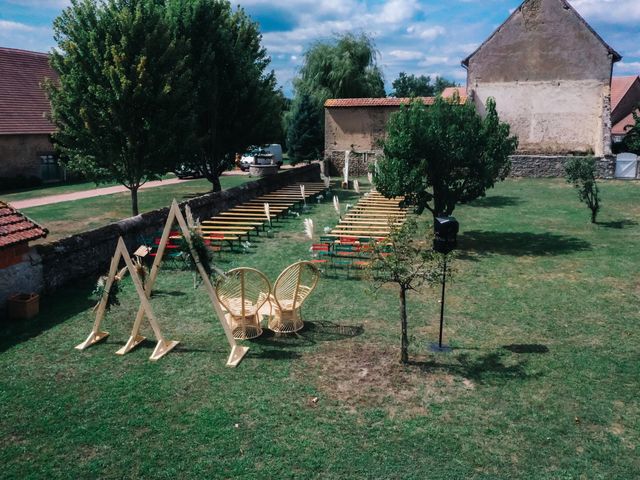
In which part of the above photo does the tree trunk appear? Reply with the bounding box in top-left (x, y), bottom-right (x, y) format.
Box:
top-left (130, 187), bottom-right (139, 216)
top-left (399, 286), bottom-right (408, 364)
top-left (591, 208), bottom-right (597, 224)
top-left (211, 175), bottom-right (222, 193)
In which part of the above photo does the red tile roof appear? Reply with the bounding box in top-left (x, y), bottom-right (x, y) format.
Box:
top-left (441, 87), bottom-right (467, 99)
top-left (325, 96), bottom-right (466, 108)
top-left (0, 47), bottom-right (57, 135)
top-left (612, 111), bottom-right (638, 136)
top-left (611, 76), bottom-right (640, 112)
top-left (0, 201), bottom-right (48, 248)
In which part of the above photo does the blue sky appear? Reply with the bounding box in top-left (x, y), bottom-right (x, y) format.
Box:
top-left (1, 0), bottom-right (638, 96)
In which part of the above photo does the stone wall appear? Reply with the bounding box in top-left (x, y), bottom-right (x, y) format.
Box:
top-left (33, 164), bottom-right (320, 294)
top-left (0, 134), bottom-right (55, 178)
top-left (466, 0), bottom-right (617, 157)
top-left (326, 150), bottom-right (382, 177)
top-left (509, 155), bottom-right (616, 178)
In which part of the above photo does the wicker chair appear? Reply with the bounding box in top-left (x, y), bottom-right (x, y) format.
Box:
top-left (268, 261), bottom-right (320, 333)
top-left (215, 268), bottom-right (271, 340)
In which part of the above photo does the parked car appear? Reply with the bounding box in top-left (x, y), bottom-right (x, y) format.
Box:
top-left (174, 163), bottom-right (203, 179)
top-left (240, 146), bottom-right (281, 171)
top-left (264, 144), bottom-right (283, 166)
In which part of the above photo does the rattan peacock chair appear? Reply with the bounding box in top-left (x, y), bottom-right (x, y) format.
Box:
top-left (215, 268), bottom-right (271, 340)
top-left (268, 261), bottom-right (320, 334)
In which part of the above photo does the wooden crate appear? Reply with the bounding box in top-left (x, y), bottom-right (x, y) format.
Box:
top-left (8, 293), bottom-right (40, 320)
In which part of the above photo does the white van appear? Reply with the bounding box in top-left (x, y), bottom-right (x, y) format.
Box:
top-left (264, 144), bottom-right (283, 166)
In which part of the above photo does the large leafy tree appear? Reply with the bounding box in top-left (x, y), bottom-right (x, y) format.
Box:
top-left (375, 97), bottom-right (518, 217)
top-left (47, 0), bottom-right (192, 215)
top-left (391, 72), bottom-right (457, 98)
top-left (168, 0), bottom-right (283, 191)
top-left (287, 33), bottom-right (385, 157)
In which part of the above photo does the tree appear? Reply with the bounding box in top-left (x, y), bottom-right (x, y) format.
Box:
top-left (287, 33), bottom-right (385, 157)
top-left (433, 76), bottom-right (458, 95)
top-left (368, 219), bottom-right (442, 364)
top-left (374, 97), bottom-right (518, 217)
top-left (391, 72), bottom-right (458, 97)
top-left (168, 0), bottom-right (284, 192)
top-left (47, 0), bottom-right (192, 215)
top-left (286, 94), bottom-right (323, 163)
top-left (622, 109), bottom-right (640, 154)
top-left (565, 158), bottom-right (601, 223)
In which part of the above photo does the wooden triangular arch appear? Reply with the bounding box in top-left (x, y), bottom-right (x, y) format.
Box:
top-left (76, 200), bottom-right (249, 366)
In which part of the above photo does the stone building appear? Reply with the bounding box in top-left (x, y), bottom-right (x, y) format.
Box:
top-left (610, 76), bottom-right (640, 145)
top-left (462, 0), bottom-right (621, 162)
top-left (0, 47), bottom-right (61, 183)
top-left (0, 201), bottom-right (48, 316)
top-left (324, 90), bottom-right (467, 176)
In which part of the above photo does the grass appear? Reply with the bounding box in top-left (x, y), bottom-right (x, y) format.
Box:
top-left (15, 176), bottom-right (251, 241)
top-left (0, 172), bottom-right (181, 202)
top-left (1, 178), bottom-right (638, 479)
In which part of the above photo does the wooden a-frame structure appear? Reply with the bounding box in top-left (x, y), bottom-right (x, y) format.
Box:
top-left (76, 200), bottom-right (249, 366)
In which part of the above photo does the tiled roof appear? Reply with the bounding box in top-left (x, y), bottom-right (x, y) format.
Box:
top-left (441, 87), bottom-right (467, 101)
top-left (611, 76), bottom-right (639, 112)
top-left (325, 96), bottom-right (466, 108)
top-left (325, 97), bottom-right (435, 107)
top-left (612, 111), bottom-right (638, 136)
top-left (0, 201), bottom-right (48, 248)
top-left (0, 47), bottom-right (57, 135)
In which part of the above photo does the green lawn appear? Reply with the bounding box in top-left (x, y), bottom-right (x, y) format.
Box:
top-left (16, 176), bottom-right (251, 241)
top-left (1, 179), bottom-right (638, 479)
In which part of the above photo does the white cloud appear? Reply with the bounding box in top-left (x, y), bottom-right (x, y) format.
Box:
top-left (7, 0), bottom-right (69, 7)
top-left (616, 62), bottom-right (640, 72)
top-left (570, 0), bottom-right (640, 25)
top-left (386, 50), bottom-right (424, 61)
top-left (0, 19), bottom-right (38, 32)
top-left (406, 24), bottom-right (446, 40)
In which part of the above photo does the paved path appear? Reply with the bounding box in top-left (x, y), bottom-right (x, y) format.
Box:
top-left (10, 177), bottom-right (194, 209)
top-left (9, 164), bottom-right (302, 209)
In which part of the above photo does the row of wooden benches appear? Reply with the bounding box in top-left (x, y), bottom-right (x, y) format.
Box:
top-left (198, 182), bottom-right (327, 243)
top-left (327, 190), bottom-right (407, 239)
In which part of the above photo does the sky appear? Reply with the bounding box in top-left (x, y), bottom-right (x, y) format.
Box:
top-left (0, 0), bottom-right (638, 96)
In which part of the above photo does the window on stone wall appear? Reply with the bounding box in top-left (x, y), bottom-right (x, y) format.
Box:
top-left (39, 153), bottom-right (65, 182)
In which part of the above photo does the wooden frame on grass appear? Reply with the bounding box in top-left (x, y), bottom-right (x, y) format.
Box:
top-left (76, 199), bottom-right (249, 366)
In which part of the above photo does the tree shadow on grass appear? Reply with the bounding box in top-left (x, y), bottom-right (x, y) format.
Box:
top-left (503, 343), bottom-right (549, 354)
top-left (597, 219), bottom-right (638, 229)
top-left (410, 350), bottom-right (541, 384)
top-left (466, 195), bottom-right (523, 208)
top-left (0, 282), bottom-right (95, 354)
top-left (459, 231), bottom-right (591, 256)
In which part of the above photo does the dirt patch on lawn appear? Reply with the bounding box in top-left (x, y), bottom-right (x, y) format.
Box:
top-left (294, 341), bottom-right (472, 419)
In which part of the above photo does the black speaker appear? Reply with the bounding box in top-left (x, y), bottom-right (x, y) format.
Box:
top-left (433, 216), bottom-right (459, 254)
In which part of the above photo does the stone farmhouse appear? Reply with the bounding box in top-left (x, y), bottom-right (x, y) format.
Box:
top-left (0, 47), bottom-right (60, 183)
top-left (610, 76), bottom-right (640, 145)
top-left (324, 0), bottom-right (631, 178)
top-left (324, 89), bottom-right (466, 177)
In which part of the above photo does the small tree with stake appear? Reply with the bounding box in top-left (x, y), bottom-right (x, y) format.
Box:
top-left (368, 219), bottom-right (444, 364)
top-left (565, 157), bottom-right (601, 224)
